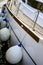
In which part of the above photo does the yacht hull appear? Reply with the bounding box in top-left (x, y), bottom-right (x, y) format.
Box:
top-left (6, 6), bottom-right (43, 65)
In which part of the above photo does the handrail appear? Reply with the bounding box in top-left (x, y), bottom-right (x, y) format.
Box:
top-left (33, 10), bottom-right (39, 30)
top-left (8, 1), bottom-right (36, 28)
top-left (8, 0), bottom-right (43, 42)
top-left (9, 2), bottom-right (43, 36)
top-left (6, 5), bottom-right (39, 42)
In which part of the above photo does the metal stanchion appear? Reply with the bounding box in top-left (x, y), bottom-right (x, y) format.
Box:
top-left (33, 0), bottom-right (43, 31)
top-left (33, 10), bottom-right (39, 31)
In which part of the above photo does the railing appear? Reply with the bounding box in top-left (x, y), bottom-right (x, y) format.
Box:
top-left (7, 0), bottom-right (43, 36)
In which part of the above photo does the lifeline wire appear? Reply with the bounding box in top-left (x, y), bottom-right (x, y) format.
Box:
top-left (8, 22), bottom-right (37, 65)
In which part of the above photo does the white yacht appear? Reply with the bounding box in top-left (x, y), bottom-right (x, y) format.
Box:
top-left (0, 0), bottom-right (43, 65)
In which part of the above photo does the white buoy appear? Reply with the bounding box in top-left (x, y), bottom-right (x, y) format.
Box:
top-left (0, 27), bottom-right (11, 41)
top-left (1, 20), bottom-right (6, 28)
top-left (6, 45), bottom-right (22, 64)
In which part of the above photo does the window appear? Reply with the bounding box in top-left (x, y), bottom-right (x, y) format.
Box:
top-left (22, 0), bottom-right (43, 12)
